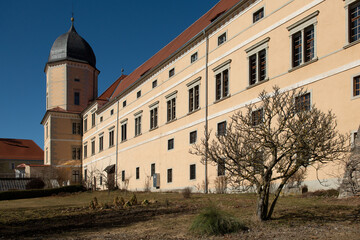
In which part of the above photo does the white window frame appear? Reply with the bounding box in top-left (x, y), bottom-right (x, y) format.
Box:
top-left (213, 59), bottom-right (231, 102)
top-left (345, 0), bottom-right (360, 45)
top-left (217, 31), bottom-right (227, 46)
top-left (166, 91), bottom-right (177, 122)
top-left (246, 37), bottom-right (269, 87)
top-left (187, 77), bottom-right (201, 113)
top-left (149, 101), bottom-right (159, 130)
top-left (190, 52), bottom-right (198, 63)
top-left (120, 119), bottom-right (128, 142)
top-left (134, 111), bottom-right (143, 137)
top-left (287, 11), bottom-right (318, 70)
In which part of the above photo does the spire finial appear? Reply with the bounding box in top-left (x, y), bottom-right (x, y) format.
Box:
top-left (121, 68), bottom-right (124, 75)
top-left (71, 3), bottom-right (74, 26)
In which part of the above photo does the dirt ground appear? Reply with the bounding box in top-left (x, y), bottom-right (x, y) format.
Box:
top-left (0, 193), bottom-right (359, 240)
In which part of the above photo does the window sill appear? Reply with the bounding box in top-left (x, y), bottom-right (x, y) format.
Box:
top-left (214, 94), bottom-right (231, 104)
top-left (246, 78), bottom-right (269, 90)
top-left (344, 39), bottom-right (360, 49)
top-left (166, 118), bottom-right (177, 124)
top-left (109, 145), bottom-right (115, 148)
top-left (134, 133), bottom-right (142, 138)
top-left (351, 94), bottom-right (360, 100)
top-left (121, 139), bottom-right (127, 143)
top-left (288, 57), bottom-right (318, 73)
top-left (187, 108), bottom-right (201, 116)
top-left (149, 126), bottom-right (159, 132)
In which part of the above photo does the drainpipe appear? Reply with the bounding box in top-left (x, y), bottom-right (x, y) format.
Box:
top-left (203, 30), bottom-right (209, 194)
top-left (115, 100), bottom-right (119, 187)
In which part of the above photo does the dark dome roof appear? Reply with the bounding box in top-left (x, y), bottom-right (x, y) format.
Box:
top-left (47, 22), bottom-right (96, 68)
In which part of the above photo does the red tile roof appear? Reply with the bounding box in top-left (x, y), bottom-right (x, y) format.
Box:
top-left (109, 0), bottom-right (241, 100)
top-left (97, 74), bottom-right (127, 101)
top-left (48, 106), bottom-right (81, 114)
top-left (0, 139), bottom-right (44, 161)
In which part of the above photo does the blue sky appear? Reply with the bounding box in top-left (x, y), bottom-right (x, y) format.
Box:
top-left (0, 0), bottom-right (219, 149)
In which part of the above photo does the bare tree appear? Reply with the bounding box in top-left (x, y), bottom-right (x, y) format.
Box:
top-left (191, 86), bottom-right (348, 221)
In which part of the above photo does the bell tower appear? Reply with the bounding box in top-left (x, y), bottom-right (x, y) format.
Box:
top-left (41, 17), bottom-right (99, 185)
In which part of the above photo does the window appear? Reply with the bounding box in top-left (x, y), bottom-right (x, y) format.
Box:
top-left (218, 32), bottom-right (227, 46)
top-left (99, 134), bottom-right (104, 152)
top-left (353, 76), bottom-right (360, 96)
top-left (152, 80), bottom-right (157, 88)
top-left (46, 148), bottom-right (49, 164)
top-left (215, 69), bottom-right (229, 101)
top-left (11, 162), bottom-right (15, 170)
top-left (91, 113), bottom-right (96, 127)
top-left (100, 176), bottom-right (103, 185)
top-left (123, 100), bottom-right (127, 107)
top-left (83, 144), bottom-right (87, 158)
top-left (135, 115), bottom-right (142, 136)
top-left (122, 170), bottom-right (125, 182)
top-left (295, 93), bottom-right (311, 112)
top-left (74, 92), bottom-right (80, 105)
top-left (252, 108), bottom-right (263, 126)
top-left (136, 167), bottom-right (140, 179)
top-left (109, 128), bottom-right (115, 147)
top-left (246, 38), bottom-right (269, 86)
top-left (169, 68), bottom-right (175, 78)
top-left (150, 106), bottom-right (158, 129)
top-left (72, 122), bottom-right (81, 135)
top-left (217, 121), bottom-right (226, 136)
top-left (190, 164), bottom-right (196, 180)
top-left (137, 90), bottom-right (141, 98)
top-left (84, 169), bottom-right (87, 181)
top-left (72, 170), bottom-right (80, 183)
top-left (168, 138), bottom-right (174, 150)
top-left (352, 131), bottom-right (358, 148)
top-left (167, 96), bottom-right (176, 122)
top-left (110, 109), bottom-right (114, 115)
top-left (253, 8), bottom-right (264, 23)
top-left (151, 163), bottom-right (155, 177)
top-left (100, 116), bottom-right (103, 122)
top-left (218, 158), bottom-right (226, 176)
top-left (349, 1), bottom-right (360, 43)
top-left (84, 118), bottom-right (88, 132)
top-left (74, 78), bottom-right (80, 82)
top-left (188, 85), bottom-right (200, 112)
top-left (91, 139), bottom-right (95, 155)
top-left (46, 123), bottom-right (49, 138)
top-left (72, 147), bottom-right (81, 160)
top-left (288, 12), bottom-right (318, 69)
top-left (167, 168), bottom-right (172, 183)
top-left (189, 131), bottom-right (197, 144)
top-left (191, 52), bottom-right (198, 63)
top-left (121, 122), bottom-right (127, 141)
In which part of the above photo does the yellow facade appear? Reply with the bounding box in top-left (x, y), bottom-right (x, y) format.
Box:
top-left (44, 0), bottom-right (360, 191)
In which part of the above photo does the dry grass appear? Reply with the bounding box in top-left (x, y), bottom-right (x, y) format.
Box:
top-left (0, 190), bottom-right (359, 239)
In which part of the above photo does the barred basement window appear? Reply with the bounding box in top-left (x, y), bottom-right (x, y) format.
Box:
top-left (251, 108), bottom-right (263, 126)
top-left (190, 164), bottom-right (196, 180)
top-left (217, 158), bottom-right (225, 176)
top-left (217, 121), bottom-right (226, 136)
top-left (168, 138), bottom-right (174, 150)
top-left (167, 168), bottom-right (172, 183)
top-left (295, 93), bottom-right (311, 112)
top-left (189, 131), bottom-right (197, 144)
top-left (136, 167), bottom-right (140, 179)
top-left (353, 76), bottom-right (360, 96)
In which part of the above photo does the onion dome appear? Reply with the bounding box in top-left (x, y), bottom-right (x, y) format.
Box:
top-left (47, 18), bottom-right (96, 68)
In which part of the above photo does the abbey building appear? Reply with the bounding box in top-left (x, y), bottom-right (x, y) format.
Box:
top-left (42, 0), bottom-right (360, 191)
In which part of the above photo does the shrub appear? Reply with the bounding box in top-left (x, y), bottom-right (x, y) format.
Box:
top-left (190, 204), bottom-right (247, 236)
top-left (182, 187), bottom-right (192, 199)
top-left (26, 178), bottom-right (45, 190)
top-left (130, 193), bottom-right (137, 205)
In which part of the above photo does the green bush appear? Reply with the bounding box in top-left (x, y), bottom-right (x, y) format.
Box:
top-left (190, 204), bottom-right (247, 236)
top-left (0, 185), bottom-right (85, 201)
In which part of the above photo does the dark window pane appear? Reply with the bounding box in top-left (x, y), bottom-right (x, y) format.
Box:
top-left (304, 25), bottom-right (314, 62)
top-left (249, 54), bottom-right (257, 85)
top-left (292, 31), bottom-right (302, 67)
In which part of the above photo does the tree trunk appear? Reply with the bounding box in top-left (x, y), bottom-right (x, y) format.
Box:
top-left (256, 184), bottom-right (270, 221)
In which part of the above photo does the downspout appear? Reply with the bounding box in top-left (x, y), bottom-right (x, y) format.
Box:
top-left (203, 30), bottom-right (209, 194)
top-left (115, 100), bottom-right (119, 187)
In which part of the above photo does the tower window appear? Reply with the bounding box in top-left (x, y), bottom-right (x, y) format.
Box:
top-left (74, 78), bottom-right (80, 82)
top-left (74, 92), bottom-right (80, 105)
